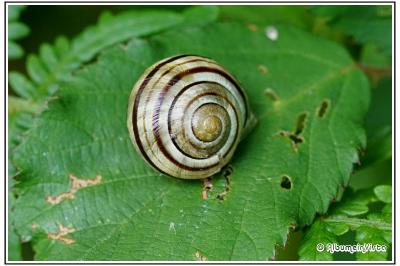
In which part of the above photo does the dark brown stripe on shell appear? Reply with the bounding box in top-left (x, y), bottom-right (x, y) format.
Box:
top-left (131, 55), bottom-right (191, 175)
top-left (167, 81), bottom-right (224, 159)
top-left (167, 81), bottom-right (215, 160)
top-left (169, 97), bottom-right (236, 160)
top-left (153, 67), bottom-right (244, 171)
top-left (183, 91), bottom-right (237, 149)
top-left (186, 94), bottom-right (239, 162)
top-left (143, 58), bottom-right (215, 167)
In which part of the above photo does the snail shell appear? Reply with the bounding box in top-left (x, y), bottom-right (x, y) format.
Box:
top-left (127, 55), bottom-right (252, 179)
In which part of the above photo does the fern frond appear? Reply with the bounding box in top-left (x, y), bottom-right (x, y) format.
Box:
top-left (8, 5), bottom-right (30, 59)
top-left (9, 9), bottom-right (183, 101)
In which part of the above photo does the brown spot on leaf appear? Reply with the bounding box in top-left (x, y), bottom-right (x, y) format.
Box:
top-left (31, 224), bottom-right (38, 230)
top-left (201, 178), bottom-right (213, 200)
top-left (356, 63), bottom-right (391, 86)
top-left (47, 174), bottom-right (102, 205)
top-left (48, 224), bottom-right (75, 245)
top-left (258, 64), bottom-right (269, 74)
top-left (264, 88), bottom-right (279, 102)
top-left (246, 23), bottom-right (258, 32)
top-left (46, 192), bottom-right (74, 204)
top-left (195, 250), bottom-right (207, 261)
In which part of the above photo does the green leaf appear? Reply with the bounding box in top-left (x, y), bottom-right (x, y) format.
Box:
top-left (8, 5), bottom-right (26, 21)
top-left (14, 23), bottom-right (369, 260)
top-left (54, 36), bottom-right (70, 57)
top-left (8, 5), bottom-right (29, 59)
top-left (27, 55), bottom-right (49, 85)
top-left (39, 44), bottom-right (59, 70)
top-left (8, 176), bottom-right (23, 261)
top-left (8, 97), bottom-right (39, 260)
top-left (9, 72), bottom-right (36, 99)
top-left (299, 186), bottom-right (391, 261)
top-left (350, 158), bottom-right (391, 190)
top-left (8, 224), bottom-right (22, 261)
top-left (325, 216), bottom-right (391, 232)
top-left (8, 22), bottom-right (30, 40)
top-left (363, 78), bottom-right (392, 165)
top-left (360, 43), bottom-right (391, 68)
top-left (349, 78), bottom-right (391, 190)
top-left (182, 5), bottom-right (219, 27)
top-left (299, 220), bottom-right (336, 260)
top-left (310, 6), bottom-right (350, 20)
top-left (312, 6), bottom-right (392, 56)
top-left (8, 101), bottom-right (37, 260)
top-left (355, 226), bottom-right (390, 261)
top-left (330, 189), bottom-right (377, 216)
top-left (374, 185), bottom-right (391, 203)
top-left (8, 41), bottom-right (24, 59)
top-left (381, 204), bottom-right (392, 224)
top-left (71, 10), bottom-right (183, 62)
top-left (325, 222), bottom-right (349, 236)
top-left (220, 6), bottom-right (314, 29)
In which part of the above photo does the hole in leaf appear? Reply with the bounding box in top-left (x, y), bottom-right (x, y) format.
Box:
top-left (295, 112), bottom-right (308, 135)
top-left (222, 165), bottom-right (233, 181)
top-left (289, 134), bottom-right (303, 144)
top-left (216, 165), bottom-right (232, 201)
top-left (258, 64), bottom-right (268, 74)
top-left (280, 175), bottom-right (292, 190)
top-left (279, 112), bottom-right (308, 152)
top-left (216, 192), bottom-right (227, 201)
top-left (318, 99), bottom-right (330, 118)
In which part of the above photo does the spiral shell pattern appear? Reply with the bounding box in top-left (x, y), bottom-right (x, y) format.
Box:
top-left (127, 55), bottom-right (248, 179)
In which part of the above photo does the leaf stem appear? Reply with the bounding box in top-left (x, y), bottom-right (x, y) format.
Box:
top-left (324, 216), bottom-right (391, 231)
top-left (355, 63), bottom-right (392, 78)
